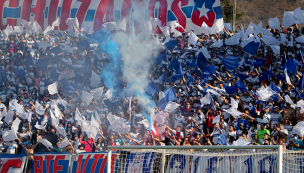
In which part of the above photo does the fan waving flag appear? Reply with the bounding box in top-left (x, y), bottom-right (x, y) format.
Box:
top-left (191, 0), bottom-right (223, 34)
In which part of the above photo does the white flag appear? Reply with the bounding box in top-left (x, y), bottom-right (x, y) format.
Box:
top-left (284, 68), bottom-right (291, 85)
top-left (38, 42), bottom-right (51, 50)
top-left (90, 71), bottom-right (101, 87)
top-left (35, 122), bottom-right (46, 130)
top-left (164, 101), bottom-right (180, 112)
top-left (14, 26), bottom-right (23, 34)
top-left (39, 139), bottom-right (53, 149)
top-left (118, 19), bottom-right (126, 31)
top-left (59, 137), bottom-right (70, 148)
top-left (2, 130), bottom-right (18, 141)
top-left (12, 118), bottom-right (21, 134)
top-left (4, 110), bottom-right (14, 124)
top-left (81, 91), bottom-right (94, 104)
top-left (66, 18), bottom-right (79, 28)
top-left (90, 87), bottom-right (104, 101)
top-left (48, 82), bottom-right (58, 95)
top-left (35, 101), bottom-right (45, 115)
top-left (188, 31), bottom-right (198, 45)
top-left (43, 26), bottom-right (52, 35)
top-left (52, 18), bottom-right (60, 29)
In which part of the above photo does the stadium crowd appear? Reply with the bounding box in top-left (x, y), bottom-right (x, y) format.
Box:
top-left (0, 15), bottom-right (304, 169)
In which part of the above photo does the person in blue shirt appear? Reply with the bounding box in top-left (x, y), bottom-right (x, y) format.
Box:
top-left (236, 114), bottom-right (249, 130)
top-left (288, 134), bottom-right (303, 151)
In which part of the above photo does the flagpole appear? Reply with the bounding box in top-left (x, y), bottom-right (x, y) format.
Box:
top-left (232, 0), bottom-right (236, 32)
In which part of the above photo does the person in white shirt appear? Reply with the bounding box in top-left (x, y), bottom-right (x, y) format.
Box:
top-left (211, 125), bottom-right (222, 145)
top-left (174, 111), bottom-right (186, 128)
top-left (270, 106), bottom-right (283, 129)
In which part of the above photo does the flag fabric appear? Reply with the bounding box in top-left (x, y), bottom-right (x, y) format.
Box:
top-left (66, 18), bottom-right (79, 28)
top-left (159, 72), bottom-right (167, 85)
top-left (284, 68), bottom-right (291, 85)
top-left (241, 37), bottom-right (260, 55)
top-left (224, 84), bottom-right (238, 94)
top-left (270, 82), bottom-right (281, 93)
top-left (52, 18), bottom-right (60, 29)
top-left (193, 0), bottom-right (223, 34)
top-left (188, 31), bottom-right (198, 45)
top-left (59, 137), bottom-right (70, 148)
top-left (206, 66), bottom-right (217, 75)
top-left (39, 139), bottom-right (53, 149)
top-left (168, 58), bottom-right (179, 70)
top-left (186, 58), bottom-right (198, 68)
top-left (158, 87), bottom-right (177, 111)
top-left (164, 101), bottom-right (180, 112)
top-left (256, 86), bottom-right (277, 101)
top-left (47, 82), bottom-right (58, 95)
top-left (221, 56), bottom-right (239, 70)
top-left (236, 80), bottom-right (247, 92)
top-left (259, 67), bottom-right (272, 81)
top-left (90, 87), bottom-right (104, 101)
top-left (145, 82), bottom-right (160, 97)
top-left (90, 71), bottom-right (101, 87)
top-left (284, 58), bottom-right (298, 74)
top-left (268, 17), bottom-right (280, 30)
top-left (254, 58), bottom-right (266, 68)
top-left (236, 73), bottom-right (250, 81)
top-left (81, 91), bottom-right (94, 104)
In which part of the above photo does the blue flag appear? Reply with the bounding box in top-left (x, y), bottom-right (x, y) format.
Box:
top-left (0, 68), bottom-right (7, 83)
top-left (49, 46), bottom-right (63, 55)
top-left (221, 56), bottom-right (239, 70)
top-left (186, 72), bottom-right (196, 82)
top-left (236, 80), bottom-right (247, 92)
top-left (296, 88), bottom-right (304, 100)
top-left (186, 58), bottom-right (198, 68)
top-left (223, 84), bottom-right (238, 94)
top-left (259, 67), bottom-right (272, 81)
top-left (206, 66), bottom-right (217, 75)
top-left (281, 54), bottom-right (287, 67)
top-left (155, 52), bottom-right (166, 65)
top-left (168, 74), bottom-right (183, 82)
top-left (50, 68), bottom-right (58, 80)
top-left (270, 82), bottom-right (281, 93)
top-left (145, 82), bottom-right (160, 97)
top-left (37, 59), bottom-right (46, 70)
top-left (284, 58), bottom-right (298, 74)
top-left (158, 87), bottom-right (177, 110)
top-left (25, 57), bottom-right (34, 68)
top-left (243, 41), bottom-right (260, 55)
top-left (168, 58), bottom-right (179, 71)
top-left (159, 72), bottom-right (167, 85)
top-left (14, 68), bottom-right (26, 78)
top-left (297, 75), bottom-right (304, 90)
top-left (177, 62), bottom-right (183, 75)
top-left (75, 39), bottom-right (90, 52)
top-left (164, 40), bottom-right (178, 51)
top-left (254, 58), bottom-right (266, 68)
top-left (236, 73), bottom-right (250, 81)
top-left (273, 73), bottom-right (285, 82)
top-left (197, 52), bottom-right (207, 72)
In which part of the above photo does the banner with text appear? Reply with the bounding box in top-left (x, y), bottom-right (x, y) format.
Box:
top-left (32, 152), bottom-right (71, 173)
top-left (0, 0), bottom-right (223, 34)
top-left (0, 154), bottom-right (27, 173)
top-left (70, 152), bottom-right (117, 173)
